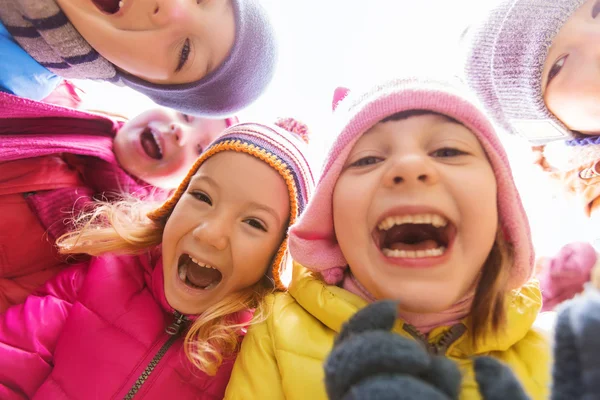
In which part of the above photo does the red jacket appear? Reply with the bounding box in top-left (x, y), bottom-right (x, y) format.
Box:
top-left (0, 91), bottom-right (168, 311)
top-left (0, 251), bottom-right (241, 399)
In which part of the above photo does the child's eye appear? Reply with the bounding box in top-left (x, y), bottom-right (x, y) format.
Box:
top-left (180, 113), bottom-right (191, 123)
top-left (430, 147), bottom-right (467, 158)
top-left (349, 156), bottom-right (382, 167)
top-left (245, 218), bottom-right (267, 231)
top-left (191, 191), bottom-right (212, 205)
top-left (547, 55), bottom-right (568, 85)
top-left (176, 39), bottom-right (191, 73)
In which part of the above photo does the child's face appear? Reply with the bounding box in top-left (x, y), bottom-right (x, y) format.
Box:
top-left (333, 114), bottom-right (498, 314)
top-left (113, 107), bottom-right (227, 188)
top-left (161, 151), bottom-right (290, 315)
top-left (543, 0), bottom-right (600, 134)
top-left (56, 0), bottom-right (235, 85)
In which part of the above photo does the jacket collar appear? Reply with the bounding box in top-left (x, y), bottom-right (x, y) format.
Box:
top-left (288, 262), bottom-right (542, 355)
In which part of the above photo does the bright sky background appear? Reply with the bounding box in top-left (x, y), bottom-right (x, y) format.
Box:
top-left (74, 0), bottom-right (600, 256)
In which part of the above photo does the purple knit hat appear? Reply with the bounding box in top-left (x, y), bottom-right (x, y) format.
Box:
top-left (148, 119), bottom-right (314, 289)
top-left (288, 77), bottom-right (534, 290)
top-left (119, 0), bottom-right (277, 118)
top-left (463, 0), bottom-right (586, 144)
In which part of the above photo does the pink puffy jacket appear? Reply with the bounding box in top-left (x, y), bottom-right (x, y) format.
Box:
top-left (0, 251), bottom-right (240, 399)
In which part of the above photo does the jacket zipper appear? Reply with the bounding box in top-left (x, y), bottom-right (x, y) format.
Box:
top-left (403, 323), bottom-right (467, 356)
top-left (122, 311), bottom-right (187, 400)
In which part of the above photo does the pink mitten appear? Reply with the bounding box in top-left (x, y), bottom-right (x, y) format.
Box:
top-left (539, 242), bottom-right (597, 311)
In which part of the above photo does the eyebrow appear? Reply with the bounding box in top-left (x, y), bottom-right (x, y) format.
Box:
top-left (189, 174), bottom-right (219, 188)
top-left (188, 175), bottom-right (283, 225)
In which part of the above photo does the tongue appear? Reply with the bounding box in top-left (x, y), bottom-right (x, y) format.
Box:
top-left (92, 0), bottom-right (120, 14)
top-left (186, 262), bottom-right (222, 289)
top-left (387, 239), bottom-right (439, 251)
top-left (140, 131), bottom-right (162, 160)
top-left (383, 224), bottom-right (442, 251)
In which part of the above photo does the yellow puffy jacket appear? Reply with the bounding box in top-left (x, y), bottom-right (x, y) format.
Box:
top-left (225, 263), bottom-right (550, 400)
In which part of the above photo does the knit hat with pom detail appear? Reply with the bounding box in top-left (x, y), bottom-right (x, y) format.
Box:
top-left (288, 77), bottom-right (534, 291)
top-left (148, 118), bottom-right (314, 290)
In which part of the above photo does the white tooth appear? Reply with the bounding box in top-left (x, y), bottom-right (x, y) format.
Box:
top-left (387, 217), bottom-right (394, 227)
top-left (179, 264), bottom-right (187, 281)
top-left (379, 213), bottom-right (449, 231)
top-left (385, 219), bottom-right (391, 230)
top-left (380, 219), bottom-right (388, 231)
top-left (383, 248), bottom-right (402, 257)
top-left (383, 247), bottom-right (447, 259)
top-left (118, 0), bottom-right (124, 8)
top-left (151, 131), bottom-right (163, 155)
top-left (423, 214), bottom-right (433, 225)
top-left (432, 247), bottom-right (445, 256)
top-left (432, 215), bottom-right (447, 228)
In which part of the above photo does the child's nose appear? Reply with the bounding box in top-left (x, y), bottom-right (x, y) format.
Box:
top-left (150, 0), bottom-right (191, 28)
top-left (168, 123), bottom-right (186, 145)
top-left (192, 219), bottom-right (229, 251)
top-left (383, 155), bottom-right (439, 187)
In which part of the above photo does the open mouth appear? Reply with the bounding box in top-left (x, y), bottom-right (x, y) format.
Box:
top-left (375, 213), bottom-right (456, 259)
top-left (92, 0), bottom-right (124, 14)
top-left (178, 254), bottom-right (223, 290)
top-left (140, 128), bottom-right (163, 160)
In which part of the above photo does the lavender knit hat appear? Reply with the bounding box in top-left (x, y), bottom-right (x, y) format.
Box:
top-left (120, 0), bottom-right (277, 118)
top-left (288, 77), bottom-right (534, 290)
top-left (463, 0), bottom-right (586, 144)
top-left (148, 119), bottom-right (314, 290)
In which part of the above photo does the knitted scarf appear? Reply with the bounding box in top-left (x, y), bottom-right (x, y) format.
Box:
top-left (0, 0), bottom-right (118, 81)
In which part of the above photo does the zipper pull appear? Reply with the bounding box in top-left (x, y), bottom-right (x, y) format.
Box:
top-left (165, 311), bottom-right (187, 335)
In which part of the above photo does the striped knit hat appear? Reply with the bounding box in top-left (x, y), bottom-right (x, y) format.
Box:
top-left (463, 0), bottom-right (586, 144)
top-left (288, 77), bottom-right (534, 291)
top-left (148, 119), bottom-right (314, 290)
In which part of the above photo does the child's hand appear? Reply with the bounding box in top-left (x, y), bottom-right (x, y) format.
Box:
top-left (324, 300), bottom-right (531, 400)
top-left (473, 356), bottom-right (531, 400)
top-left (324, 300), bottom-right (462, 400)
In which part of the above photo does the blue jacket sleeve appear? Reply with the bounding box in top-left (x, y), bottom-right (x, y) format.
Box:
top-left (0, 21), bottom-right (62, 100)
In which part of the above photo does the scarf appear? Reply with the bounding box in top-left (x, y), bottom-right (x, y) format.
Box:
top-left (342, 271), bottom-right (474, 335)
top-left (0, 0), bottom-right (118, 81)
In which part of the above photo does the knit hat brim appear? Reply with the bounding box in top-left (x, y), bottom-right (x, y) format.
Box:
top-left (288, 77), bottom-right (534, 290)
top-left (463, 0), bottom-right (586, 144)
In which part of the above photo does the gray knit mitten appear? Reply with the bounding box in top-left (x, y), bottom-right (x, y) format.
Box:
top-left (552, 289), bottom-right (600, 400)
top-left (324, 300), bottom-right (530, 400)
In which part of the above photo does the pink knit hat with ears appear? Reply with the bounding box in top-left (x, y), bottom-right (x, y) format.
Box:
top-left (288, 77), bottom-right (534, 290)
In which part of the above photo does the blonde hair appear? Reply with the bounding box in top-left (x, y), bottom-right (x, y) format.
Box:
top-left (57, 197), bottom-right (273, 376)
